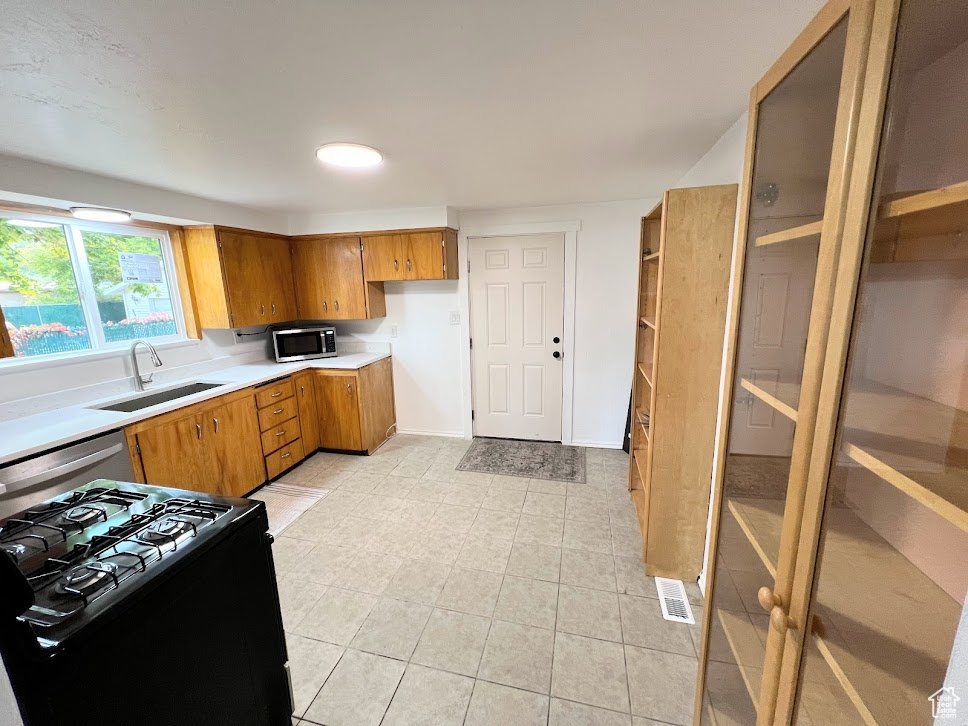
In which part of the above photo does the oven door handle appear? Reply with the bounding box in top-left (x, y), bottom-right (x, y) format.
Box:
top-left (0, 443), bottom-right (124, 496)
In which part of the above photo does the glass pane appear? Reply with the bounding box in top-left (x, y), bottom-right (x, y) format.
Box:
top-left (0, 218), bottom-right (92, 358)
top-left (700, 17), bottom-right (849, 724)
top-left (796, 1), bottom-right (968, 724)
top-left (79, 230), bottom-right (177, 344)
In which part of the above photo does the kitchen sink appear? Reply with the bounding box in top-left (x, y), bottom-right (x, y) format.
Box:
top-left (94, 383), bottom-right (225, 413)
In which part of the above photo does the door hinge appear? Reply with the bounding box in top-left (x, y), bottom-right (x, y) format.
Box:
top-left (135, 441), bottom-right (141, 455)
top-left (467, 259), bottom-right (470, 273)
top-left (217, 241), bottom-right (222, 249)
top-left (471, 410), bottom-right (475, 421)
top-left (229, 312), bottom-right (235, 326)
top-left (469, 338), bottom-right (473, 349)
top-left (360, 240), bottom-right (364, 252)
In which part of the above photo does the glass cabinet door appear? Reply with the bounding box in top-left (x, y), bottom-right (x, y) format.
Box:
top-left (794, 1), bottom-right (968, 723)
top-left (698, 8), bottom-right (858, 724)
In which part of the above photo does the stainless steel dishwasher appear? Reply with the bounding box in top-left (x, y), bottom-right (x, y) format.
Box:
top-left (0, 431), bottom-right (135, 519)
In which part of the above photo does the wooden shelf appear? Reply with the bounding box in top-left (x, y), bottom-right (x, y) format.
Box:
top-left (839, 383), bottom-right (968, 534)
top-left (739, 378), bottom-right (800, 422)
top-left (724, 494), bottom-right (959, 726)
top-left (878, 180), bottom-right (968, 219)
top-left (637, 361), bottom-right (653, 387)
top-left (639, 316), bottom-right (656, 330)
top-left (716, 609), bottom-right (761, 712)
top-left (642, 251), bottom-right (660, 262)
top-left (635, 408), bottom-right (651, 443)
top-left (633, 449), bottom-right (649, 488)
top-left (754, 220), bottom-right (824, 247)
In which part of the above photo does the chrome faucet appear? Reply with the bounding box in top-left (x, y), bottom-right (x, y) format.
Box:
top-left (131, 339), bottom-right (163, 391)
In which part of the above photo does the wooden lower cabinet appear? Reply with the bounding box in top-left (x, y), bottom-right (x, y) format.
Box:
top-left (315, 370), bottom-right (364, 451)
top-left (314, 358), bottom-right (396, 454)
top-left (127, 389), bottom-right (266, 497)
top-left (293, 371), bottom-right (320, 453)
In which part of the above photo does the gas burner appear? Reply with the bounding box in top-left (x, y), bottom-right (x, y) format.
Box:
top-left (55, 561), bottom-right (119, 599)
top-left (138, 516), bottom-right (197, 545)
top-left (60, 504), bottom-right (108, 528)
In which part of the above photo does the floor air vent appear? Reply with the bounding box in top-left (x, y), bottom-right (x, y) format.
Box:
top-left (655, 577), bottom-right (695, 624)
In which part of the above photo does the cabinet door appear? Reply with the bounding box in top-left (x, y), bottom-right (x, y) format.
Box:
top-left (217, 230), bottom-right (272, 327)
top-left (358, 358), bottom-right (396, 453)
top-left (362, 235), bottom-right (408, 281)
top-left (696, 6), bottom-right (872, 725)
top-left (791, 3), bottom-right (968, 724)
top-left (208, 396), bottom-right (266, 497)
top-left (294, 371), bottom-right (320, 454)
top-left (137, 413), bottom-right (214, 492)
top-left (265, 237), bottom-right (297, 322)
top-left (314, 371), bottom-right (363, 450)
top-left (403, 232), bottom-right (446, 280)
top-left (292, 237), bottom-right (367, 319)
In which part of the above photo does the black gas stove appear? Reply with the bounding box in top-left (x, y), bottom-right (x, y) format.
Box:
top-left (0, 480), bottom-right (292, 726)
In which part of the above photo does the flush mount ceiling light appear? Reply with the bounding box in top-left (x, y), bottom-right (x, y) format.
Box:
top-left (7, 219), bottom-right (61, 229)
top-left (69, 206), bottom-right (132, 223)
top-left (315, 142), bottom-right (383, 168)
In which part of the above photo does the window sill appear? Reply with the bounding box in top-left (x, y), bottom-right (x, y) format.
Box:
top-left (0, 338), bottom-right (201, 375)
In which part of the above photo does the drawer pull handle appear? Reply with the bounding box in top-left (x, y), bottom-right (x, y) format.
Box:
top-left (280, 452), bottom-right (292, 459)
top-left (196, 423), bottom-right (202, 440)
top-left (335, 300), bottom-right (340, 312)
top-left (261, 304), bottom-right (266, 316)
top-left (271, 303), bottom-right (277, 315)
top-left (273, 408), bottom-right (284, 414)
top-left (406, 258), bottom-right (412, 272)
top-left (271, 392), bottom-right (282, 398)
top-left (394, 259), bottom-right (399, 271)
top-left (214, 417), bottom-right (220, 433)
top-left (276, 430), bottom-right (287, 437)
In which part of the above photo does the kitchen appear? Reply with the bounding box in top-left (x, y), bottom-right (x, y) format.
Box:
top-left (3, 1), bottom-right (968, 725)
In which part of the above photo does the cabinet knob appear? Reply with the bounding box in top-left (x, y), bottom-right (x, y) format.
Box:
top-left (346, 383), bottom-right (352, 394)
top-left (757, 587), bottom-right (781, 612)
top-left (770, 607), bottom-right (793, 635)
top-left (300, 385), bottom-right (305, 395)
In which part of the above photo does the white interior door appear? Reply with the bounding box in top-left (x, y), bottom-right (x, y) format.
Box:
top-left (729, 217), bottom-right (818, 455)
top-left (469, 234), bottom-right (564, 441)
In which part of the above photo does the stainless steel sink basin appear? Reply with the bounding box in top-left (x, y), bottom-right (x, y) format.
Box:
top-left (94, 383), bottom-right (225, 413)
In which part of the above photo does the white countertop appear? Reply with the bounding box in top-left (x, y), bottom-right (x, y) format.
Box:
top-left (0, 352), bottom-right (389, 467)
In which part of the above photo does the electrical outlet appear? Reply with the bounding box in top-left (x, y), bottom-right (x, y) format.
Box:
top-left (390, 324), bottom-right (399, 338)
top-left (448, 311), bottom-right (460, 325)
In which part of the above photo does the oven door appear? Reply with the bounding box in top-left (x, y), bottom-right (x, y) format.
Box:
top-left (273, 330), bottom-right (325, 362)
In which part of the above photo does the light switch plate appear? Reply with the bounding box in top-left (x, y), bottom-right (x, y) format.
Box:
top-left (390, 324), bottom-right (399, 338)
top-left (448, 311), bottom-right (460, 325)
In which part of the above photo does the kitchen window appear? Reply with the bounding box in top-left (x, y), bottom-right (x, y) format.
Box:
top-left (0, 214), bottom-right (186, 360)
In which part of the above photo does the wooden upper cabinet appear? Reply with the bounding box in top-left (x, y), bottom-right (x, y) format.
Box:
top-left (362, 229), bottom-right (458, 281)
top-left (291, 236), bottom-right (386, 320)
top-left (183, 226), bottom-right (296, 329)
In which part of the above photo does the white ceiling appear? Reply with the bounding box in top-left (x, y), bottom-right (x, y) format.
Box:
top-left (0, 1), bottom-right (825, 215)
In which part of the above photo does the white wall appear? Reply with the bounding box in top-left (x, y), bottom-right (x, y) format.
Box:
top-left (671, 113), bottom-right (750, 591)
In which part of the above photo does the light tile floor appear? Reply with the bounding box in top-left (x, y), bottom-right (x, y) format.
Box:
top-left (268, 435), bottom-right (702, 726)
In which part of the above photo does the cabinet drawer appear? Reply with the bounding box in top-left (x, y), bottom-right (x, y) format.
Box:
top-left (266, 438), bottom-right (304, 480)
top-left (256, 379), bottom-right (295, 408)
top-left (261, 418), bottom-right (302, 454)
top-left (257, 396), bottom-right (298, 431)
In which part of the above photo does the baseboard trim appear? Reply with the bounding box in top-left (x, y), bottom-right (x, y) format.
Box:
top-left (571, 439), bottom-right (625, 450)
top-left (395, 428), bottom-right (469, 439)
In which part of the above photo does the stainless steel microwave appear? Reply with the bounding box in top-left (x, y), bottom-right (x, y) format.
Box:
top-left (272, 326), bottom-right (337, 362)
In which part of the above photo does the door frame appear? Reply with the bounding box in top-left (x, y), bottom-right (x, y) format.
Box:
top-left (458, 222), bottom-right (579, 444)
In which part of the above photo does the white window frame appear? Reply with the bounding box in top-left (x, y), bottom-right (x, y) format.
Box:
top-left (0, 211), bottom-right (188, 365)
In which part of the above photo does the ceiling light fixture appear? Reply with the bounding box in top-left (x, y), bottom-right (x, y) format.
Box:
top-left (70, 206), bottom-right (132, 223)
top-left (315, 143), bottom-right (383, 168)
top-left (6, 219), bottom-right (61, 229)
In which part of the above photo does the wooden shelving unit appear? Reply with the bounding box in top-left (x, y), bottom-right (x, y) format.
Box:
top-left (626, 184), bottom-right (737, 579)
top-left (871, 180), bottom-right (968, 263)
top-left (878, 180), bottom-right (968, 219)
top-left (754, 219), bottom-right (824, 247)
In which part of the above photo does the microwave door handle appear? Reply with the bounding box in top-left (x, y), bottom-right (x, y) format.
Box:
top-left (0, 443), bottom-right (124, 497)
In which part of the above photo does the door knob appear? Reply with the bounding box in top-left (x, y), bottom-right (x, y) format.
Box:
top-left (758, 587), bottom-right (781, 611)
top-left (553, 351), bottom-right (561, 359)
top-left (770, 607), bottom-right (793, 635)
